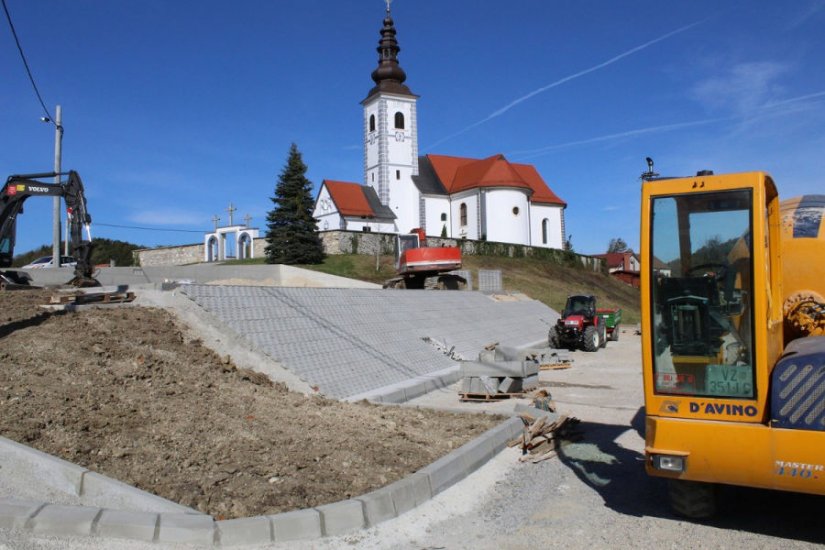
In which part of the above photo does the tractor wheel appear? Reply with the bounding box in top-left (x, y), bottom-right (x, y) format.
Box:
top-left (611, 325), bottom-right (620, 341)
top-left (548, 326), bottom-right (560, 349)
top-left (583, 326), bottom-right (599, 352)
top-left (599, 325), bottom-right (608, 348)
top-left (667, 479), bottom-right (717, 519)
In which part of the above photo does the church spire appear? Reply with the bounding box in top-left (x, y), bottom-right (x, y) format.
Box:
top-left (366, 1), bottom-right (414, 99)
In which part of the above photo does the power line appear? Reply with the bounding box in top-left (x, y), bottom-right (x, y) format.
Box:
top-left (95, 223), bottom-right (205, 234)
top-left (1, 0), bottom-right (54, 123)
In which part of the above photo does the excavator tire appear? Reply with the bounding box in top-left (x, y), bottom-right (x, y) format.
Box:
top-left (583, 326), bottom-right (600, 352)
top-left (667, 479), bottom-right (717, 519)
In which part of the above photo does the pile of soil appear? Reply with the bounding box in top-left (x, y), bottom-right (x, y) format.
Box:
top-left (0, 290), bottom-right (500, 519)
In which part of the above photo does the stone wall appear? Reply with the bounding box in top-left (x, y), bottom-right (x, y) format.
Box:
top-left (136, 231), bottom-right (602, 271)
top-left (135, 244), bottom-right (203, 267)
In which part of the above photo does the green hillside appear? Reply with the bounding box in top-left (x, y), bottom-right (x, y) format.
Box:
top-left (299, 253), bottom-right (641, 324)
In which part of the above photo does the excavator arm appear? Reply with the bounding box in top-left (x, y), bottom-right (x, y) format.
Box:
top-left (1, 171), bottom-right (97, 287)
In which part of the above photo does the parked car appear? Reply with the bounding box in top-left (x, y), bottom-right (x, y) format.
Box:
top-left (21, 255), bottom-right (77, 269)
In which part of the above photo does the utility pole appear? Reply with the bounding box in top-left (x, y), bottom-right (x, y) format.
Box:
top-left (51, 105), bottom-right (63, 267)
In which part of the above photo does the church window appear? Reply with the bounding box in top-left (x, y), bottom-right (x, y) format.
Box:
top-left (512, 206), bottom-right (520, 216)
top-left (369, 114), bottom-right (376, 132)
top-left (394, 112), bottom-right (405, 129)
top-left (396, 170), bottom-right (401, 180)
top-left (542, 219), bottom-right (549, 244)
top-left (371, 173), bottom-right (375, 182)
top-left (460, 203), bottom-right (468, 226)
top-left (440, 213), bottom-right (447, 222)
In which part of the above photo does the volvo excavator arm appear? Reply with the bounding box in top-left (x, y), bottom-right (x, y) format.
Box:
top-left (1, 171), bottom-right (97, 287)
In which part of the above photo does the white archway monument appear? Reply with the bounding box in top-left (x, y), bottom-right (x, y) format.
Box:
top-left (203, 203), bottom-right (260, 262)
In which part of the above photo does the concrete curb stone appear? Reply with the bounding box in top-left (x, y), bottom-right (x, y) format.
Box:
top-left (29, 504), bottom-right (101, 536)
top-left (316, 499), bottom-right (365, 536)
top-left (216, 515), bottom-right (273, 546)
top-left (0, 498), bottom-right (46, 530)
top-left (96, 509), bottom-right (158, 542)
top-left (157, 512), bottom-right (215, 545)
top-left (1, 412), bottom-right (521, 545)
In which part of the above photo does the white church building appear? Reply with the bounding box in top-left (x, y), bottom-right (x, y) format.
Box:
top-left (313, 6), bottom-right (567, 249)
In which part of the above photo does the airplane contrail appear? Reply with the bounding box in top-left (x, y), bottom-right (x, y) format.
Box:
top-left (509, 89), bottom-right (825, 161)
top-left (426, 19), bottom-right (707, 150)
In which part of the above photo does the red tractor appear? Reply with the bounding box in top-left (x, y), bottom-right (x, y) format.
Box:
top-left (548, 295), bottom-right (607, 352)
top-left (383, 228), bottom-right (466, 290)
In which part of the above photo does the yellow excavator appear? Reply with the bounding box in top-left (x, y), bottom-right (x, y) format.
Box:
top-left (639, 165), bottom-right (824, 517)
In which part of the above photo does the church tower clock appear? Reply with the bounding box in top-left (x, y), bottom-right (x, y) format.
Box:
top-left (361, 2), bottom-right (420, 232)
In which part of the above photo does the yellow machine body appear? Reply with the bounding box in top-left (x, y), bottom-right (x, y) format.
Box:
top-left (640, 171), bottom-right (825, 495)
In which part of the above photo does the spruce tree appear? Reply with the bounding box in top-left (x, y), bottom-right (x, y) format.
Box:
top-left (265, 144), bottom-right (326, 264)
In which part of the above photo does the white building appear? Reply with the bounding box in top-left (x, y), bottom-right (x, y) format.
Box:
top-left (314, 6), bottom-right (567, 249)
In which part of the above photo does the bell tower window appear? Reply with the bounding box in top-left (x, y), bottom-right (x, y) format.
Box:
top-left (369, 114), bottom-right (376, 132)
top-left (394, 112), bottom-right (405, 129)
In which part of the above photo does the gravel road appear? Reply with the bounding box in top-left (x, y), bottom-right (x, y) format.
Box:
top-left (3, 329), bottom-right (824, 549)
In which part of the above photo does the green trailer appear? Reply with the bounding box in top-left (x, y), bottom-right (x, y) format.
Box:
top-left (596, 308), bottom-right (622, 341)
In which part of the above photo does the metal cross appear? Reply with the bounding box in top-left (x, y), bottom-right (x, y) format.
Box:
top-left (226, 202), bottom-right (237, 226)
top-left (385, 0), bottom-right (392, 12)
top-left (243, 214), bottom-right (252, 227)
top-left (211, 215), bottom-right (220, 231)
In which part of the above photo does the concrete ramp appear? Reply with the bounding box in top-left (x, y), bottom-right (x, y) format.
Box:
top-left (181, 285), bottom-right (558, 399)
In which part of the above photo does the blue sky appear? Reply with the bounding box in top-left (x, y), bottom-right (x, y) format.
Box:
top-left (2, 0), bottom-right (824, 256)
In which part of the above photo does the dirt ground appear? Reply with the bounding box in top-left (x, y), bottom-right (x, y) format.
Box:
top-left (0, 289), bottom-right (500, 520)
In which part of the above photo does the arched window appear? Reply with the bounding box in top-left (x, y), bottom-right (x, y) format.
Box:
top-left (440, 213), bottom-right (447, 222)
top-left (394, 112), bottom-right (405, 129)
top-left (542, 219), bottom-right (549, 244)
top-left (369, 114), bottom-right (376, 132)
top-left (460, 203), bottom-right (467, 226)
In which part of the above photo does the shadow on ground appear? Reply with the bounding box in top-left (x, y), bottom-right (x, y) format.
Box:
top-left (556, 406), bottom-right (825, 544)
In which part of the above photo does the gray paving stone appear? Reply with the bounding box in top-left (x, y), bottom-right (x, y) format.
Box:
top-left (217, 515), bottom-right (272, 546)
top-left (157, 513), bottom-right (215, 545)
top-left (316, 499), bottom-right (365, 536)
top-left (0, 498), bottom-right (45, 530)
top-left (29, 504), bottom-right (101, 536)
top-left (96, 509), bottom-right (158, 542)
top-left (271, 508), bottom-right (322, 542)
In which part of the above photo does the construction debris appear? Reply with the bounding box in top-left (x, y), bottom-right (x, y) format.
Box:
top-left (509, 410), bottom-right (581, 463)
top-left (49, 289), bottom-right (136, 305)
top-left (458, 344), bottom-right (564, 401)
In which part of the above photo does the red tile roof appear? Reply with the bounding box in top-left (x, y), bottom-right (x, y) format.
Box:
top-left (426, 154), bottom-right (566, 206)
top-left (323, 180), bottom-right (374, 217)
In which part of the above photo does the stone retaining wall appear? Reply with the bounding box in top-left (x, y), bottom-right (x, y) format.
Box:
top-left (137, 231), bottom-right (601, 271)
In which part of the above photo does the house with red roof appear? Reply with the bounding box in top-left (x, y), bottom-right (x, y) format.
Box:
top-left (313, 6), bottom-right (567, 248)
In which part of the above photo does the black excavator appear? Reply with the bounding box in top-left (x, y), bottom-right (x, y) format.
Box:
top-left (1, 171), bottom-right (98, 289)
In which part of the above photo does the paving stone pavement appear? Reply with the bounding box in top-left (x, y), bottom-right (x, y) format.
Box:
top-left (181, 285), bottom-right (558, 399)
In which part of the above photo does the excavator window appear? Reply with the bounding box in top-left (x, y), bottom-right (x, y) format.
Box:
top-left (649, 189), bottom-right (756, 398)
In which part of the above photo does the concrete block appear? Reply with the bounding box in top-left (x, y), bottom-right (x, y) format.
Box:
top-left (523, 374), bottom-right (538, 390)
top-left (316, 499), bottom-right (365, 536)
top-left (82, 471), bottom-right (198, 513)
top-left (522, 361), bottom-right (539, 377)
top-left (460, 377), bottom-right (472, 393)
top-left (0, 498), bottom-right (45, 530)
top-left (499, 377), bottom-right (520, 393)
top-left (29, 504), bottom-right (101, 536)
top-left (481, 376), bottom-right (500, 394)
top-left (461, 361), bottom-right (523, 378)
top-left (270, 508), bottom-right (323, 542)
top-left (217, 515), bottom-right (273, 546)
top-left (459, 434), bottom-right (496, 473)
top-left (477, 349), bottom-right (496, 364)
top-left (157, 513), bottom-right (215, 545)
top-left (419, 450), bottom-right (469, 496)
top-left (468, 377), bottom-right (487, 394)
top-left (401, 381), bottom-right (427, 401)
top-left (97, 509), bottom-right (158, 542)
top-left (0, 436), bottom-right (87, 496)
top-left (386, 472), bottom-right (432, 516)
top-left (355, 487), bottom-right (397, 527)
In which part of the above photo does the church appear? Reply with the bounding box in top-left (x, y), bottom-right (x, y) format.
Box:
top-left (313, 6), bottom-right (567, 249)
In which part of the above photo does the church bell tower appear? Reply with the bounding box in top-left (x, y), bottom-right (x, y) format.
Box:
top-left (361, 2), bottom-right (420, 232)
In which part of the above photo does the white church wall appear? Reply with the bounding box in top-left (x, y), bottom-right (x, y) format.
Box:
top-left (484, 189), bottom-right (530, 245)
top-left (451, 192), bottom-right (480, 240)
top-left (390, 180), bottom-right (421, 233)
top-left (423, 196), bottom-right (450, 237)
top-left (530, 204), bottom-right (564, 249)
top-left (313, 185), bottom-right (343, 231)
top-left (343, 218), bottom-right (396, 233)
